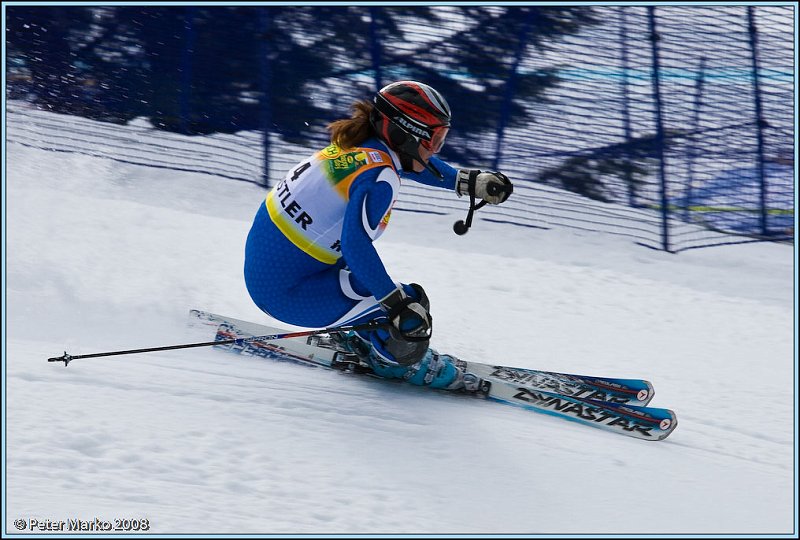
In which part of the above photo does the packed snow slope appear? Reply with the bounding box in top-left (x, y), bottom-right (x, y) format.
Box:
top-left (5, 122), bottom-right (796, 535)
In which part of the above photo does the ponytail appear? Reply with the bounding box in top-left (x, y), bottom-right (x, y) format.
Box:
top-left (327, 100), bottom-right (376, 149)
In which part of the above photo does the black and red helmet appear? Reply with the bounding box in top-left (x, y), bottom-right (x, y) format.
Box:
top-left (371, 81), bottom-right (451, 176)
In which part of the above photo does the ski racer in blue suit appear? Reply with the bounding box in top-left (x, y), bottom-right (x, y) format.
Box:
top-left (244, 81), bottom-right (513, 391)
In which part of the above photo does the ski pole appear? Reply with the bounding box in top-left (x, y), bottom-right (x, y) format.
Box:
top-left (47, 319), bottom-right (389, 367)
top-left (453, 178), bottom-right (513, 235)
top-left (453, 196), bottom-right (488, 235)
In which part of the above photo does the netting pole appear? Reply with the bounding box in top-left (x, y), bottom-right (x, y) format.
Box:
top-left (747, 6), bottom-right (769, 236)
top-left (684, 56), bottom-right (707, 223)
top-left (259, 8), bottom-right (272, 187)
top-left (491, 8), bottom-right (534, 172)
top-left (647, 7), bottom-right (671, 252)
top-left (179, 7), bottom-right (196, 135)
top-left (617, 8), bottom-right (635, 207)
top-left (369, 7), bottom-right (383, 91)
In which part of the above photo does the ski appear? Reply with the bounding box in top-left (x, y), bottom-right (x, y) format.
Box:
top-left (189, 310), bottom-right (678, 440)
top-left (190, 309), bottom-right (654, 406)
top-left (458, 363), bottom-right (654, 406)
top-left (483, 378), bottom-right (676, 441)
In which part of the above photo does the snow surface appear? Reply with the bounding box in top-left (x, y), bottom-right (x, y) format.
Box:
top-left (4, 118), bottom-right (797, 536)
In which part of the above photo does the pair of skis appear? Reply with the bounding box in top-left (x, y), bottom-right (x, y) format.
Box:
top-left (189, 310), bottom-right (678, 441)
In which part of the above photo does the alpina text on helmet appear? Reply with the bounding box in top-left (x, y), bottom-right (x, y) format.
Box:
top-left (394, 116), bottom-right (431, 140)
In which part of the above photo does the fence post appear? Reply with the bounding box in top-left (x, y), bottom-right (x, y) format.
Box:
top-left (684, 56), bottom-right (707, 223)
top-left (259, 8), bottom-right (272, 187)
top-left (491, 8), bottom-right (534, 172)
top-left (179, 7), bottom-right (196, 135)
top-left (617, 8), bottom-right (635, 207)
top-left (747, 6), bottom-right (769, 236)
top-left (369, 7), bottom-right (383, 92)
top-left (647, 7), bottom-right (671, 252)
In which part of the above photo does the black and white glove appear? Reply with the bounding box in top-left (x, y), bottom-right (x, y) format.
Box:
top-left (379, 284), bottom-right (432, 342)
top-left (456, 169), bottom-right (513, 205)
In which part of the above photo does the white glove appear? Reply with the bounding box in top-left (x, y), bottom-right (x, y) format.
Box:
top-left (456, 169), bottom-right (513, 204)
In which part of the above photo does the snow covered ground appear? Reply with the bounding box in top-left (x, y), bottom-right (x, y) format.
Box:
top-left (4, 117), bottom-right (796, 535)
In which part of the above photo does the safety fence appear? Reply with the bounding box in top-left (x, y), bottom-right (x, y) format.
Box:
top-left (6, 5), bottom-right (795, 251)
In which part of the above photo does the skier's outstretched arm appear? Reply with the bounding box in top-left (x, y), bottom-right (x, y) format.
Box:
top-left (401, 156), bottom-right (514, 205)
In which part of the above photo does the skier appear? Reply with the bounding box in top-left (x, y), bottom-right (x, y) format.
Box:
top-left (244, 81), bottom-right (513, 391)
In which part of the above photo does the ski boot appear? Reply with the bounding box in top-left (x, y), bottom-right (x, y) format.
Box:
top-left (306, 331), bottom-right (374, 374)
top-left (331, 330), bottom-right (488, 394)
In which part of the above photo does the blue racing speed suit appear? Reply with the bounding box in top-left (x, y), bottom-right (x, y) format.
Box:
top-left (245, 137), bottom-right (457, 328)
top-left (243, 138), bottom-right (464, 388)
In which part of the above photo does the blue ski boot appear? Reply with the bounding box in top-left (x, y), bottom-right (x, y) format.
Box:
top-left (332, 330), bottom-right (485, 393)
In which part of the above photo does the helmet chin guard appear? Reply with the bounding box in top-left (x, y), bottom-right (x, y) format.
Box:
top-left (389, 125), bottom-right (445, 178)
